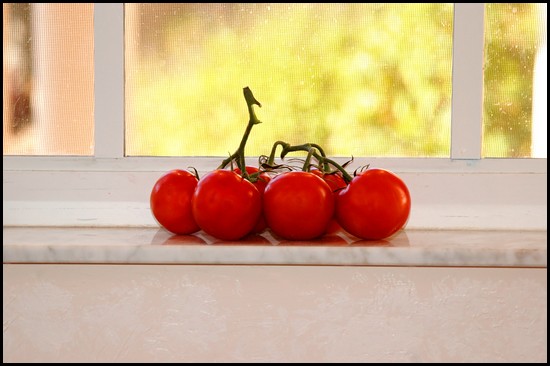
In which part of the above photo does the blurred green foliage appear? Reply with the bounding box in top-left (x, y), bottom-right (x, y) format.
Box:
top-left (484, 3), bottom-right (544, 157)
top-left (125, 3), bottom-right (543, 158)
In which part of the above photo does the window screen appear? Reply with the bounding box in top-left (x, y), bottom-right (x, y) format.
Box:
top-left (3, 3), bottom-right (94, 156)
top-left (483, 3), bottom-right (547, 158)
top-left (125, 4), bottom-right (453, 157)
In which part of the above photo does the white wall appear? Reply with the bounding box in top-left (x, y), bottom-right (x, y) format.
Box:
top-left (3, 264), bottom-right (547, 362)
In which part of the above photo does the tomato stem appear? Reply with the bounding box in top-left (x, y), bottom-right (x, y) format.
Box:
top-left (317, 155), bottom-right (354, 183)
top-left (266, 141), bottom-right (290, 166)
top-left (218, 87), bottom-right (262, 181)
top-left (302, 147), bottom-right (316, 172)
top-left (188, 166), bottom-right (200, 180)
top-left (277, 142), bottom-right (355, 183)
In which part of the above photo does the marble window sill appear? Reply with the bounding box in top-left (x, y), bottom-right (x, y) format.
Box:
top-left (2, 227), bottom-right (547, 267)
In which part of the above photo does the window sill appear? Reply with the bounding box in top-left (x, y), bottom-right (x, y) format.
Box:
top-left (3, 227), bottom-right (546, 267)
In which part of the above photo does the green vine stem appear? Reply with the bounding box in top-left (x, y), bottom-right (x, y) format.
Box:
top-left (276, 142), bottom-right (354, 183)
top-left (215, 88), bottom-right (354, 184)
top-left (280, 142), bottom-right (330, 172)
top-left (266, 141), bottom-right (290, 166)
top-left (301, 147), bottom-right (317, 172)
top-left (317, 155), bottom-right (354, 183)
top-left (218, 87), bottom-right (262, 180)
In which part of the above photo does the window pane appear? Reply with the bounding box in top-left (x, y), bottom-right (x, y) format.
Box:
top-left (483, 3), bottom-right (547, 158)
top-left (125, 4), bottom-right (453, 157)
top-left (3, 3), bottom-right (94, 156)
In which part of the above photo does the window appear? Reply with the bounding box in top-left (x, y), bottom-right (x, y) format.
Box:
top-left (2, 4), bottom-right (547, 231)
top-left (3, 3), bottom-right (94, 155)
top-left (4, 3), bottom-right (547, 158)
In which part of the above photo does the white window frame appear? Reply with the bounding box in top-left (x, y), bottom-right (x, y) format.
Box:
top-left (2, 3), bottom-right (547, 231)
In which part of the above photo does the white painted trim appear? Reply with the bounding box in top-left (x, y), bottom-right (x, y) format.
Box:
top-left (3, 156), bottom-right (547, 230)
top-left (451, 3), bottom-right (485, 159)
top-left (94, 3), bottom-right (124, 158)
top-left (3, 166), bottom-right (547, 230)
top-left (2, 156), bottom-right (546, 173)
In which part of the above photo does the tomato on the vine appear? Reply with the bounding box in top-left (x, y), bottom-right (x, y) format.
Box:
top-left (234, 166), bottom-right (271, 233)
top-left (192, 169), bottom-right (262, 241)
top-left (336, 168), bottom-right (411, 240)
top-left (310, 169), bottom-right (347, 193)
top-left (310, 169), bottom-right (347, 234)
top-left (150, 169), bottom-right (200, 235)
top-left (263, 171), bottom-right (334, 240)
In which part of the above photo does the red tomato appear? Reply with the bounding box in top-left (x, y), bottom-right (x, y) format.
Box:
top-left (336, 168), bottom-right (411, 240)
top-left (150, 169), bottom-right (200, 235)
top-left (234, 166), bottom-right (271, 233)
top-left (192, 169), bottom-right (262, 240)
top-left (310, 169), bottom-right (347, 234)
top-left (263, 171), bottom-right (334, 240)
top-left (310, 169), bottom-right (347, 193)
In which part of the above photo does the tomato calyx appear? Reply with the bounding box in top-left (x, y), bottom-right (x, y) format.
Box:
top-left (352, 163), bottom-right (372, 178)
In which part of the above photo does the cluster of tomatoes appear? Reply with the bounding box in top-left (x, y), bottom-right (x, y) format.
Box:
top-left (150, 88), bottom-right (411, 242)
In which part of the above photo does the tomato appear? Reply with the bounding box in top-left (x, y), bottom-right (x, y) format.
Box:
top-left (263, 171), bottom-right (334, 240)
top-left (310, 169), bottom-right (347, 193)
top-left (310, 169), bottom-right (347, 234)
top-left (192, 169), bottom-right (262, 240)
top-left (150, 169), bottom-right (200, 235)
top-left (234, 166), bottom-right (271, 233)
top-left (336, 168), bottom-right (411, 240)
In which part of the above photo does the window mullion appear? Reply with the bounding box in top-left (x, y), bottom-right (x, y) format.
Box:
top-left (450, 3), bottom-right (485, 160)
top-left (94, 3), bottom-right (124, 159)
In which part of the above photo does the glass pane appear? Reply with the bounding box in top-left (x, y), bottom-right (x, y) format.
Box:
top-left (125, 4), bottom-right (453, 157)
top-left (3, 3), bottom-right (94, 156)
top-left (483, 3), bottom-right (547, 158)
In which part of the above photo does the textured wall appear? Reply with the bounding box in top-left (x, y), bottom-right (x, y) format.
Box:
top-left (3, 264), bottom-right (547, 362)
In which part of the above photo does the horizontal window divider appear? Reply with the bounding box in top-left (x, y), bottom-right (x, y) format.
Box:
top-left (2, 156), bottom-right (547, 174)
